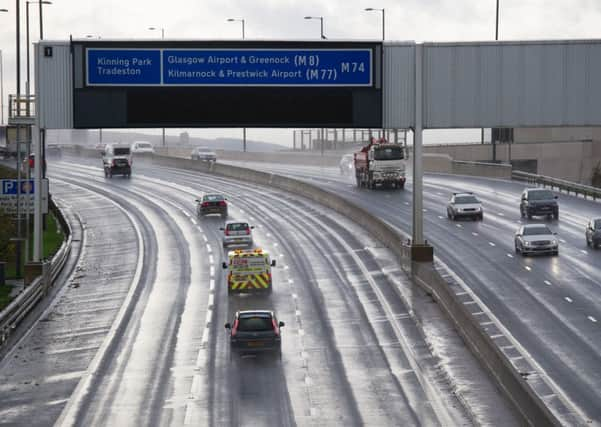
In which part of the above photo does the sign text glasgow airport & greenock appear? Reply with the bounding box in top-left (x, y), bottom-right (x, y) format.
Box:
top-left (86, 48), bottom-right (373, 86)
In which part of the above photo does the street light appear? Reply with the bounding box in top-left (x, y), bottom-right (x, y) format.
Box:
top-left (0, 9), bottom-right (8, 125)
top-left (148, 26), bottom-right (166, 147)
top-left (148, 26), bottom-right (164, 39)
top-left (304, 16), bottom-right (326, 40)
top-left (226, 18), bottom-right (245, 40)
top-left (26, 1), bottom-right (52, 99)
top-left (227, 18), bottom-right (247, 152)
top-left (364, 8), bottom-right (385, 41)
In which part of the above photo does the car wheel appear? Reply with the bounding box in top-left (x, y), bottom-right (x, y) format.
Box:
top-left (520, 207), bottom-right (525, 218)
top-left (447, 210), bottom-right (452, 219)
top-left (450, 211), bottom-right (455, 221)
top-left (527, 212), bottom-right (532, 219)
top-left (221, 212), bottom-right (227, 219)
top-left (514, 243), bottom-right (519, 254)
top-left (479, 213), bottom-right (484, 221)
top-left (553, 211), bottom-right (559, 220)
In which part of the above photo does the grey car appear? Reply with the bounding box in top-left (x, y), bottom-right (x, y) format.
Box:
top-left (447, 192), bottom-right (483, 221)
top-left (514, 224), bottom-right (559, 256)
top-left (585, 218), bottom-right (601, 249)
top-left (225, 310), bottom-right (284, 357)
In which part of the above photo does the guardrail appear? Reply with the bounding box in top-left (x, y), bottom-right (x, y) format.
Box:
top-left (513, 170), bottom-right (601, 200)
top-left (0, 198), bottom-right (72, 348)
top-left (150, 154), bottom-right (560, 426)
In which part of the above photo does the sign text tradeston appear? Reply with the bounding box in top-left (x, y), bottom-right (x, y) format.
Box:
top-left (87, 48), bottom-right (373, 86)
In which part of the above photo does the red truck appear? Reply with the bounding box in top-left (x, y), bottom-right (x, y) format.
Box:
top-left (353, 138), bottom-right (406, 189)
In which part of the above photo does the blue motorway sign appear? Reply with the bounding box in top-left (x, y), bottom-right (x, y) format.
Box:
top-left (87, 49), bottom-right (162, 85)
top-left (86, 48), bottom-right (372, 87)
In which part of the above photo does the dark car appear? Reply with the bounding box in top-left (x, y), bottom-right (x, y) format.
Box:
top-left (585, 218), bottom-right (601, 249)
top-left (225, 310), bottom-right (284, 357)
top-left (520, 188), bottom-right (558, 220)
top-left (196, 194), bottom-right (227, 218)
top-left (102, 144), bottom-right (132, 178)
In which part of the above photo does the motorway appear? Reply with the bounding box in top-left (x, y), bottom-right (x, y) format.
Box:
top-left (222, 159), bottom-right (601, 425)
top-left (0, 157), bottom-right (520, 426)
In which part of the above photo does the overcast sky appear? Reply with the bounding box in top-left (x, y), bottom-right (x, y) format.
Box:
top-left (2, 0), bottom-right (601, 146)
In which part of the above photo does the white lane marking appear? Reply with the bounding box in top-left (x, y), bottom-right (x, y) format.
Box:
top-left (544, 280), bottom-right (552, 286)
top-left (564, 297), bottom-right (573, 303)
top-left (525, 266), bottom-right (531, 271)
top-left (210, 266), bottom-right (215, 277)
top-left (498, 212), bottom-right (505, 216)
top-left (490, 334), bottom-right (504, 339)
top-left (580, 250), bottom-right (588, 255)
top-left (404, 202), bottom-right (410, 205)
top-left (208, 294), bottom-right (214, 309)
top-left (196, 226), bottom-right (203, 233)
top-left (273, 243), bottom-right (279, 247)
top-left (588, 316), bottom-right (597, 323)
top-left (202, 235), bottom-right (208, 242)
top-left (206, 243), bottom-right (212, 253)
top-left (507, 253), bottom-right (514, 258)
top-left (200, 327), bottom-right (209, 348)
top-left (205, 309), bottom-right (213, 325)
top-left (298, 329), bottom-right (305, 336)
top-left (190, 218), bottom-right (197, 225)
top-left (288, 279), bottom-right (294, 284)
top-left (560, 239), bottom-right (566, 243)
top-left (209, 255), bottom-right (214, 264)
top-left (182, 210), bottom-right (191, 218)
top-left (295, 310), bottom-right (302, 317)
top-left (209, 279), bottom-right (215, 292)
top-left (472, 232), bottom-right (478, 236)
top-left (438, 216), bottom-right (444, 219)
top-left (423, 209), bottom-right (427, 212)
top-left (456, 224), bottom-right (463, 228)
top-left (291, 293), bottom-right (298, 300)
top-left (488, 242), bottom-right (496, 247)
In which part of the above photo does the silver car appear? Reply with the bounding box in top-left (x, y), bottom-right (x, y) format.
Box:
top-left (221, 221), bottom-right (254, 248)
top-left (514, 224), bottom-right (559, 256)
top-left (447, 192), bottom-right (483, 221)
top-left (191, 146), bottom-right (217, 162)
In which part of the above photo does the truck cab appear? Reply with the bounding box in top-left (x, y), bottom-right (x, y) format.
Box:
top-left (354, 139), bottom-right (406, 189)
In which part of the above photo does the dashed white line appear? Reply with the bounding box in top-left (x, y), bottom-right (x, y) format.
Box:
top-left (209, 279), bottom-right (215, 292)
top-left (208, 294), bottom-right (215, 308)
top-left (497, 212), bottom-right (505, 216)
top-left (580, 250), bottom-right (588, 255)
top-left (472, 232), bottom-right (479, 236)
top-left (564, 297), bottom-right (573, 303)
top-left (507, 253), bottom-right (514, 258)
top-left (588, 316), bottom-right (597, 323)
top-left (404, 202), bottom-right (410, 205)
top-left (190, 218), bottom-right (197, 225)
top-left (525, 266), bottom-right (532, 271)
top-left (182, 210), bottom-right (191, 218)
top-left (206, 243), bottom-right (212, 252)
top-left (205, 309), bottom-right (213, 325)
top-left (423, 209), bottom-right (428, 212)
top-left (202, 235), bottom-right (208, 243)
top-left (209, 266), bottom-right (215, 277)
top-left (544, 280), bottom-right (552, 286)
top-left (209, 255), bottom-right (214, 264)
top-left (456, 224), bottom-right (463, 228)
top-left (559, 239), bottom-right (566, 244)
top-left (438, 215), bottom-right (444, 219)
top-left (488, 242), bottom-right (496, 247)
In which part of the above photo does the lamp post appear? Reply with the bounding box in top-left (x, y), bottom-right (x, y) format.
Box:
top-left (364, 8), bottom-right (385, 41)
top-left (304, 16), bottom-right (326, 40)
top-left (148, 26), bottom-right (166, 147)
top-left (227, 18), bottom-right (247, 152)
top-left (26, 2), bottom-right (52, 101)
top-left (0, 9), bottom-right (7, 125)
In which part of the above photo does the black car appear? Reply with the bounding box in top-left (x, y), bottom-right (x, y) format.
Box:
top-left (585, 218), bottom-right (601, 249)
top-left (196, 194), bottom-right (227, 218)
top-left (225, 310), bottom-right (284, 357)
top-left (520, 188), bottom-right (558, 219)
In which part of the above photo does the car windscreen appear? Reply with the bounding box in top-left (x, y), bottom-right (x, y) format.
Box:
top-left (523, 226), bottom-right (551, 236)
top-left (227, 223), bottom-right (249, 231)
top-left (373, 146), bottom-right (404, 160)
top-left (237, 315), bottom-right (273, 332)
top-left (197, 147), bottom-right (212, 152)
top-left (528, 190), bottom-right (554, 200)
top-left (455, 196), bottom-right (479, 204)
top-left (138, 143), bottom-right (152, 148)
top-left (204, 194), bottom-right (224, 202)
top-left (114, 148), bottom-right (130, 155)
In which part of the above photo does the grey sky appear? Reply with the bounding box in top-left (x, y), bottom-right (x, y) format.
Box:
top-left (1, 0), bottom-right (600, 146)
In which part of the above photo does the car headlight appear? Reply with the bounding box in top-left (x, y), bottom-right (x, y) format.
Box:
top-left (552, 239), bottom-right (558, 246)
top-left (523, 241), bottom-right (531, 246)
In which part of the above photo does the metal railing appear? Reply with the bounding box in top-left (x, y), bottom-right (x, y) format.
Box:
top-left (7, 95), bottom-right (36, 124)
top-left (0, 198), bottom-right (72, 347)
top-left (512, 170), bottom-right (601, 200)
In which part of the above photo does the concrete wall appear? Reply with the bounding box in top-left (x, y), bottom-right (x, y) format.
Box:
top-left (424, 141), bottom-right (601, 184)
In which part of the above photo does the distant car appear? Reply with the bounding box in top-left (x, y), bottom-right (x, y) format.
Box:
top-left (514, 224), bottom-right (559, 256)
top-left (196, 194), bottom-right (228, 218)
top-left (131, 141), bottom-right (155, 154)
top-left (447, 192), bottom-right (483, 221)
top-left (225, 310), bottom-right (284, 357)
top-left (220, 220), bottom-right (254, 248)
top-left (339, 154), bottom-right (354, 175)
top-left (191, 147), bottom-right (217, 162)
top-left (46, 144), bottom-right (62, 159)
top-left (102, 143), bottom-right (132, 178)
top-left (520, 188), bottom-right (558, 220)
top-left (585, 218), bottom-right (601, 249)
top-left (95, 142), bottom-right (107, 153)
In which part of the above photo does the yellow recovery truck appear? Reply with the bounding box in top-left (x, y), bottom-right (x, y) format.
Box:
top-left (222, 248), bottom-right (276, 294)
